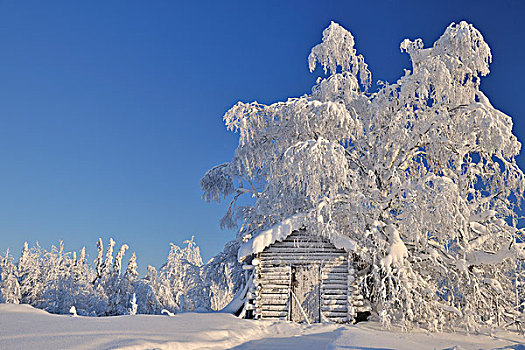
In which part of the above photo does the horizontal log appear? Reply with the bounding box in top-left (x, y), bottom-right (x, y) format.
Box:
top-left (261, 311), bottom-right (288, 318)
top-left (257, 298), bottom-right (289, 305)
top-left (322, 306), bottom-right (347, 312)
top-left (257, 304), bottom-right (288, 311)
top-left (321, 309), bottom-right (348, 317)
top-left (260, 287), bottom-right (290, 294)
top-left (321, 282), bottom-right (348, 288)
top-left (321, 263), bottom-right (348, 269)
top-left (324, 317), bottom-right (349, 323)
top-left (257, 272), bottom-right (290, 278)
top-left (261, 253), bottom-right (343, 265)
top-left (265, 248), bottom-right (346, 256)
top-left (261, 259), bottom-right (347, 265)
top-left (257, 284), bottom-right (290, 290)
top-left (322, 290), bottom-right (348, 296)
top-left (257, 276), bottom-right (290, 282)
top-left (322, 295), bottom-right (347, 301)
top-left (276, 235), bottom-right (334, 241)
top-left (321, 268), bottom-right (348, 274)
top-left (322, 299), bottom-right (347, 306)
top-left (321, 273), bottom-right (347, 279)
top-left (267, 241), bottom-right (342, 249)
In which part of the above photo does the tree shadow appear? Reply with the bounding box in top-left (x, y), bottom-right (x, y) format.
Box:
top-left (229, 328), bottom-right (395, 350)
top-left (230, 330), bottom-right (339, 350)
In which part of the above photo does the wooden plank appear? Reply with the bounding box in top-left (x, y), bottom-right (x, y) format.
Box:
top-left (321, 309), bottom-right (348, 318)
top-left (322, 299), bottom-right (347, 305)
top-left (259, 292), bottom-right (289, 299)
top-left (324, 317), bottom-right (349, 323)
top-left (321, 273), bottom-right (347, 278)
top-left (322, 295), bottom-right (347, 301)
top-left (257, 282), bottom-right (289, 288)
top-left (261, 258), bottom-right (346, 265)
top-left (322, 290), bottom-right (348, 296)
top-left (257, 272), bottom-right (290, 278)
top-left (258, 298), bottom-right (289, 305)
top-left (258, 304), bottom-right (288, 311)
top-left (260, 252), bottom-right (347, 259)
top-left (261, 311), bottom-right (288, 318)
top-left (260, 287), bottom-right (290, 294)
top-left (262, 247), bottom-right (344, 253)
top-left (267, 241), bottom-right (342, 248)
top-left (321, 282), bottom-right (348, 288)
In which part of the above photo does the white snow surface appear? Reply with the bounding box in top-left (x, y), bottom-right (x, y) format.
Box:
top-left (237, 214), bottom-right (356, 261)
top-left (1, 304), bottom-right (524, 350)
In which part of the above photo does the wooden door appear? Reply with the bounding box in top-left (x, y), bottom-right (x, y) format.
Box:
top-left (290, 264), bottom-right (320, 323)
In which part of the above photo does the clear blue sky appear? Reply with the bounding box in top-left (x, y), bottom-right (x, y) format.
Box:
top-left (1, 0), bottom-right (524, 275)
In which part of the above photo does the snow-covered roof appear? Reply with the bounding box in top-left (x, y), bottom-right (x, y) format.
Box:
top-left (237, 213), bottom-right (357, 261)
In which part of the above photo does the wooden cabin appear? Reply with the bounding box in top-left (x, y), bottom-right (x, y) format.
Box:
top-left (238, 215), bottom-right (366, 323)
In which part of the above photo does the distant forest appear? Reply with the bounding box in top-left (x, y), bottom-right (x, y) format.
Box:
top-left (0, 238), bottom-right (243, 316)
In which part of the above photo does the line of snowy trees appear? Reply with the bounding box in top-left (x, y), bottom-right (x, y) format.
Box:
top-left (0, 238), bottom-right (244, 316)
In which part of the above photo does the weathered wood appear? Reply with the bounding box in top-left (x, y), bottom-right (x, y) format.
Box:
top-left (322, 290), bottom-right (348, 296)
top-left (258, 304), bottom-right (288, 311)
top-left (260, 287), bottom-right (289, 294)
top-left (253, 230), bottom-right (363, 324)
top-left (267, 247), bottom-right (344, 254)
top-left (257, 282), bottom-right (290, 288)
top-left (321, 306), bottom-right (348, 314)
top-left (260, 253), bottom-right (347, 259)
top-left (324, 317), bottom-right (348, 323)
top-left (321, 309), bottom-right (347, 317)
top-left (261, 311), bottom-right (288, 318)
top-left (322, 300), bottom-right (347, 306)
top-left (320, 273), bottom-right (347, 279)
top-left (257, 272), bottom-right (290, 279)
top-left (321, 266), bottom-right (348, 271)
top-left (322, 295), bottom-right (347, 301)
top-left (261, 258), bottom-right (345, 265)
top-left (321, 282), bottom-right (348, 288)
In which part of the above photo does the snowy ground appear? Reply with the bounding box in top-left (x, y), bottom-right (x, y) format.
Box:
top-left (0, 304), bottom-right (523, 350)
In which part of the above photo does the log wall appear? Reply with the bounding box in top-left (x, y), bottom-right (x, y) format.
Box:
top-left (253, 230), bottom-right (353, 323)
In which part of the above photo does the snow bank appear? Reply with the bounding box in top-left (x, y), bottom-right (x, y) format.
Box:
top-left (327, 321), bottom-right (525, 350)
top-left (237, 214), bottom-right (356, 261)
top-left (1, 304), bottom-right (523, 350)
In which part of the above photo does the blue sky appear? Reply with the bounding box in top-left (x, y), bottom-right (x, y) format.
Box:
top-left (0, 0), bottom-right (524, 274)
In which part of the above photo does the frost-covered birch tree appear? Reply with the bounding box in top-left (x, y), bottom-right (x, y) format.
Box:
top-left (202, 21), bottom-right (525, 330)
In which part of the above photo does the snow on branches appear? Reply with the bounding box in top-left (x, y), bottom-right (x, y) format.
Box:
top-left (202, 21), bottom-right (525, 330)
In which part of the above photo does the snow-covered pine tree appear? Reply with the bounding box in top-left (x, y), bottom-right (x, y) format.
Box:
top-left (69, 246), bottom-right (95, 316)
top-left (120, 252), bottom-right (139, 315)
top-left (106, 243), bottom-right (128, 315)
top-left (0, 249), bottom-right (21, 304)
top-left (201, 21), bottom-right (525, 330)
top-left (17, 242), bottom-right (44, 305)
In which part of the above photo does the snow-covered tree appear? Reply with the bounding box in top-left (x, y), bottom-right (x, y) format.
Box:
top-left (203, 240), bottom-right (244, 311)
top-left (159, 237), bottom-right (209, 312)
top-left (0, 249), bottom-right (21, 304)
top-left (106, 243), bottom-right (129, 315)
top-left (115, 252), bottom-right (139, 315)
top-left (202, 21), bottom-right (525, 330)
top-left (17, 242), bottom-right (45, 305)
